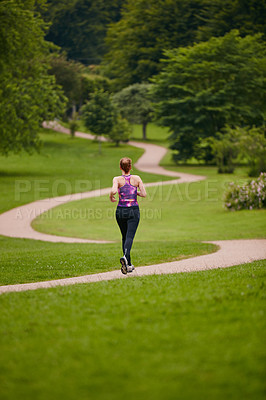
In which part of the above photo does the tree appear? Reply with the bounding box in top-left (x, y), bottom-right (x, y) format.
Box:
top-left (49, 54), bottom-right (85, 117)
top-left (112, 83), bottom-right (154, 140)
top-left (197, 0), bottom-right (266, 42)
top-left (209, 126), bottom-right (240, 173)
top-left (0, 0), bottom-right (66, 156)
top-left (238, 126), bottom-right (266, 177)
top-left (151, 30), bottom-right (266, 162)
top-left (81, 72), bottom-right (113, 102)
top-left (104, 0), bottom-right (205, 88)
top-left (43, 0), bottom-right (123, 64)
top-left (103, 0), bottom-right (266, 88)
top-left (69, 111), bottom-right (79, 138)
top-left (81, 89), bottom-right (116, 153)
top-left (210, 125), bottom-right (266, 175)
top-left (108, 116), bottom-right (131, 147)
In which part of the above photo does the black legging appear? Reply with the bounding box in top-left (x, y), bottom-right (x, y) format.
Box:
top-left (116, 206), bottom-right (140, 265)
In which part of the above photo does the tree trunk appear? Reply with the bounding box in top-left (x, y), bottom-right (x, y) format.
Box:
top-left (98, 137), bottom-right (102, 155)
top-left (72, 103), bottom-right (76, 119)
top-left (142, 122), bottom-right (147, 140)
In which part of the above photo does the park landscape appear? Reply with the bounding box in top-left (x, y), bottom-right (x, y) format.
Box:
top-left (0, 1), bottom-right (266, 400)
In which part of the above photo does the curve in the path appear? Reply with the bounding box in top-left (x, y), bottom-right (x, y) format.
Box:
top-left (0, 121), bottom-right (265, 294)
top-left (0, 121), bottom-right (204, 243)
top-left (0, 239), bottom-right (265, 294)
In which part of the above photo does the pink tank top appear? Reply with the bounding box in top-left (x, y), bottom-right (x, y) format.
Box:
top-left (118, 175), bottom-right (138, 207)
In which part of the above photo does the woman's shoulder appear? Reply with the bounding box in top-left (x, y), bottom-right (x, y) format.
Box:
top-left (131, 174), bottom-right (142, 182)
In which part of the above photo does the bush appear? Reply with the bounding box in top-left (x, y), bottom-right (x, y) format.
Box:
top-left (224, 173), bottom-right (266, 211)
top-left (238, 126), bottom-right (266, 177)
top-left (69, 119), bottom-right (78, 138)
top-left (210, 127), bottom-right (240, 173)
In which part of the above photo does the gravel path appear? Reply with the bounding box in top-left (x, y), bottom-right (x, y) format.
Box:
top-left (0, 122), bottom-right (265, 294)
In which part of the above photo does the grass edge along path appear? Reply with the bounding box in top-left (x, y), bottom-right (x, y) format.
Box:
top-left (0, 238), bottom-right (265, 294)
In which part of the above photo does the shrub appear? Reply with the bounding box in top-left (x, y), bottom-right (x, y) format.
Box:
top-left (238, 126), bottom-right (266, 177)
top-left (210, 127), bottom-right (240, 173)
top-left (69, 112), bottom-right (78, 138)
top-left (224, 173), bottom-right (266, 211)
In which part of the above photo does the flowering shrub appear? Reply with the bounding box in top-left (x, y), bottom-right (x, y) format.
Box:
top-left (224, 173), bottom-right (266, 211)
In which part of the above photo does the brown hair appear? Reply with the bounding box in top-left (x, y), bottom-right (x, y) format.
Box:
top-left (120, 157), bottom-right (132, 173)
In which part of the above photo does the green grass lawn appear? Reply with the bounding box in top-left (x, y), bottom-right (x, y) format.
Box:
top-left (0, 128), bottom-right (213, 285)
top-left (0, 237), bottom-right (215, 285)
top-left (131, 123), bottom-right (170, 146)
top-left (62, 119), bottom-right (170, 147)
top-left (33, 166), bottom-right (266, 241)
top-left (0, 128), bottom-right (173, 215)
top-left (0, 126), bottom-right (265, 399)
top-left (0, 260), bottom-right (265, 400)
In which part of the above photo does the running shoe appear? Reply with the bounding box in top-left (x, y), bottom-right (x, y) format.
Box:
top-left (127, 265), bottom-right (135, 272)
top-left (120, 256), bottom-right (128, 275)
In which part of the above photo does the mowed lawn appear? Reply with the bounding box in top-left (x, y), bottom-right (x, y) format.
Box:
top-left (0, 126), bottom-right (265, 400)
top-left (0, 128), bottom-right (173, 215)
top-left (0, 128), bottom-right (214, 285)
top-left (63, 120), bottom-right (170, 147)
top-left (0, 260), bottom-right (265, 400)
top-left (33, 166), bottom-right (266, 241)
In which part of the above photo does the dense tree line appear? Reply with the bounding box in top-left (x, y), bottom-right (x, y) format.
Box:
top-left (41, 0), bottom-right (265, 82)
top-left (0, 0), bottom-right (65, 155)
top-left (103, 0), bottom-right (266, 87)
top-left (42, 0), bottom-right (124, 64)
top-left (151, 31), bottom-right (266, 162)
top-left (2, 0), bottom-right (266, 160)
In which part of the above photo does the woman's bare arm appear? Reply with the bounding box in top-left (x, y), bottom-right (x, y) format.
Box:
top-left (110, 177), bottom-right (118, 202)
top-left (137, 178), bottom-right (146, 198)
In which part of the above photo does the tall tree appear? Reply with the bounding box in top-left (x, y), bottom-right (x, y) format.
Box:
top-left (151, 31), bottom-right (266, 162)
top-left (0, 0), bottom-right (66, 156)
top-left (197, 0), bottom-right (266, 41)
top-left (81, 89), bottom-right (117, 153)
top-left (49, 54), bottom-right (84, 116)
top-left (103, 0), bottom-right (266, 88)
top-left (43, 0), bottom-right (123, 64)
top-left (112, 83), bottom-right (154, 140)
top-left (104, 0), bottom-right (204, 88)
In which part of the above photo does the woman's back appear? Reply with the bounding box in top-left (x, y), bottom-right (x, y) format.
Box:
top-left (117, 175), bottom-right (138, 207)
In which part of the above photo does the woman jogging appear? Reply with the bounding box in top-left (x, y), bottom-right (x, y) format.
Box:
top-left (110, 157), bottom-right (146, 274)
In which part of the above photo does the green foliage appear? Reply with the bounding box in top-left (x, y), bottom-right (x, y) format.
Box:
top-left (198, 0), bottom-right (266, 41)
top-left (49, 55), bottom-right (113, 115)
top-left (238, 126), bottom-right (266, 177)
top-left (49, 54), bottom-right (84, 111)
top-left (44, 0), bottom-right (123, 64)
top-left (193, 138), bottom-right (215, 165)
top-left (69, 112), bottom-right (79, 138)
top-left (0, 0), bottom-right (66, 156)
top-left (81, 72), bottom-right (113, 99)
top-left (81, 89), bottom-right (116, 136)
top-left (104, 0), bottom-right (205, 87)
top-left (103, 0), bottom-right (266, 87)
top-left (108, 116), bottom-right (131, 146)
top-left (210, 125), bottom-right (266, 176)
top-left (210, 127), bottom-right (240, 173)
top-left (224, 173), bottom-right (266, 211)
top-left (152, 30), bottom-right (266, 162)
top-left (112, 83), bottom-right (154, 139)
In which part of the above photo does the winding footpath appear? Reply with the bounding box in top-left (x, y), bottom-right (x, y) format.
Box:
top-left (0, 121), bottom-right (265, 294)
